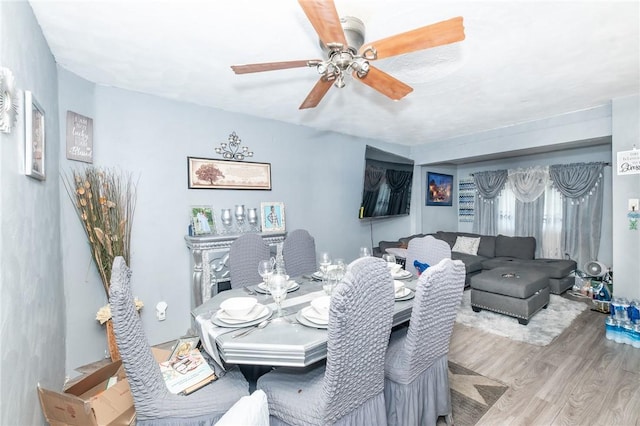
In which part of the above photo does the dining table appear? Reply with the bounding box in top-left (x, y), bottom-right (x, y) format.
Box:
top-left (191, 272), bottom-right (418, 368)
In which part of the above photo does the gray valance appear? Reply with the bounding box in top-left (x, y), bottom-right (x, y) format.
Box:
top-left (472, 170), bottom-right (508, 200)
top-left (363, 165), bottom-right (386, 191)
top-left (549, 162), bottom-right (605, 200)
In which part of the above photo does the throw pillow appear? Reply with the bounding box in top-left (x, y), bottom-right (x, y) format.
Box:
top-left (452, 236), bottom-right (481, 255)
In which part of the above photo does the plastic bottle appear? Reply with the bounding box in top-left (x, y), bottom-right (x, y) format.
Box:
top-left (604, 317), bottom-right (616, 341)
top-left (622, 322), bottom-right (634, 346)
top-left (632, 324), bottom-right (640, 349)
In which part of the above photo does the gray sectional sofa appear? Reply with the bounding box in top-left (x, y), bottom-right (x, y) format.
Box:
top-left (375, 231), bottom-right (577, 294)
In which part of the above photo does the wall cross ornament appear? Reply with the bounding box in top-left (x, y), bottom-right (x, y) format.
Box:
top-left (215, 131), bottom-right (254, 161)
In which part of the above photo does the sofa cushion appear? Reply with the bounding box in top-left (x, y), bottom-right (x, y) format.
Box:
top-left (494, 235), bottom-right (536, 260)
top-left (452, 236), bottom-right (481, 255)
top-left (436, 231), bottom-right (495, 258)
top-left (451, 252), bottom-right (485, 274)
top-left (435, 231), bottom-right (458, 248)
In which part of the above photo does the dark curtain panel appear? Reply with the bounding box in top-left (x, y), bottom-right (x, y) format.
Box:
top-left (549, 162), bottom-right (605, 269)
top-left (386, 169), bottom-right (413, 215)
top-left (362, 166), bottom-right (386, 217)
top-left (472, 170), bottom-right (508, 235)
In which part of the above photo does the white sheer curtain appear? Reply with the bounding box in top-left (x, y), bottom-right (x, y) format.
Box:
top-left (494, 166), bottom-right (563, 258)
top-left (541, 185), bottom-right (563, 259)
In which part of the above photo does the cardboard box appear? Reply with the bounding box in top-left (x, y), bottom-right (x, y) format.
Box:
top-left (38, 360), bottom-right (135, 426)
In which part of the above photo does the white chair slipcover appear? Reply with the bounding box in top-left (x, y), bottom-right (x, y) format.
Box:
top-left (383, 258), bottom-right (466, 426)
top-left (405, 235), bottom-right (452, 276)
top-left (214, 389), bottom-right (269, 426)
top-left (109, 257), bottom-right (249, 425)
top-left (282, 229), bottom-right (317, 277)
top-left (257, 257), bottom-right (395, 425)
top-left (229, 233), bottom-right (271, 288)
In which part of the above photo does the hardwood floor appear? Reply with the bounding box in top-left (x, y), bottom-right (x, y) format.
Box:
top-left (448, 295), bottom-right (640, 425)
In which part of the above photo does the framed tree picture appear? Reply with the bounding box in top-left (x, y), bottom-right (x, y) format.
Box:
top-left (187, 157), bottom-right (271, 190)
top-left (426, 172), bottom-right (453, 206)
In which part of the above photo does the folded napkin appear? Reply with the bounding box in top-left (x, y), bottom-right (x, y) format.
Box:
top-left (301, 306), bottom-right (328, 325)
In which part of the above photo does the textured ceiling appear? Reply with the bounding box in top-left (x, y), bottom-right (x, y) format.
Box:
top-left (29, 1), bottom-right (640, 146)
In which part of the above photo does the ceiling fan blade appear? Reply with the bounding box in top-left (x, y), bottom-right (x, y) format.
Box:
top-left (231, 60), bottom-right (321, 74)
top-left (360, 16), bottom-right (465, 60)
top-left (299, 77), bottom-right (333, 109)
top-left (355, 66), bottom-right (413, 100)
top-left (298, 0), bottom-right (347, 47)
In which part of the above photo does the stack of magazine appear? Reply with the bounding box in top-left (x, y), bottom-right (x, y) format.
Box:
top-left (159, 337), bottom-right (217, 395)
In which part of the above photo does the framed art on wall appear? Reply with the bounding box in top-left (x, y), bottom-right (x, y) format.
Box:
top-left (187, 157), bottom-right (271, 190)
top-left (25, 91), bottom-right (45, 180)
top-left (66, 110), bottom-right (93, 163)
top-left (426, 172), bottom-right (453, 206)
top-left (190, 206), bottom-right (215, 235)
top-left (260, 202), bottom-right (285, 232)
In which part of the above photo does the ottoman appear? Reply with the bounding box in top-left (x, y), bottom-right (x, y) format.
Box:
top-left (470, 267), bottom-right (550, 325)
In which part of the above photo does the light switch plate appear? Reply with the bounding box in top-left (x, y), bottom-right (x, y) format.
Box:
top-left (629, 198), bottom-right (639, 212)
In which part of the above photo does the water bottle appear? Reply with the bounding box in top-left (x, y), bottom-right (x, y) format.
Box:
top-left (628, 300), bottom-right (640, 324)
top-left (632, 324), bottom-right (640, 349)
top-left (604, 317), bottom-right (616, 341)
top-left (613, 320), bottom-right (625, 344)
top-left (622, 322), bottom-right (634, 346)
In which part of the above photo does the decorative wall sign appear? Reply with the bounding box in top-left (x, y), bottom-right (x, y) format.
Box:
top-left (617, 148), bottom-right (640, 175)
top-left (66, 111), bottom-right (93, 163)
top-left (458, 178), bottom-right (475, 222)
top-left (0, 67), bottom-right (19, 134)
top-left (187, 157), bottom-right (271, 190)
top-left (25, 91), bottom-right (45, 180)
top-left (426, 172), bottom-right (453, 206)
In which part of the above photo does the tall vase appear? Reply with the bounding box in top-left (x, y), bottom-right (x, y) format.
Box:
top-left (105, 319), bottom-right (121, 361)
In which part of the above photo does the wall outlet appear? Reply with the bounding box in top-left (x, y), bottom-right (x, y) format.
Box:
top-left (156, 301), bottom-right (168, 321)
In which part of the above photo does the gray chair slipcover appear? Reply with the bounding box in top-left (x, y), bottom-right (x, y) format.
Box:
top-left (405, 235), bottom-right (452, 276)
top-left (384, 258), bottom-right (466, 426)
top-left (109, 257), bottom-right (249, 425)
top-left (257, 257), bottom-right (395, 425)
top-left (228, 233), bottom-right (270, 288)
top-left (282, 229), bottom-right (317, 277)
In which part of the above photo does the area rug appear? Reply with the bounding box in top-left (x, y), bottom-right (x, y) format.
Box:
top-left (455, 290), bottom-right (589, 346)
top-left (439, 362), bottom-right (508, 426)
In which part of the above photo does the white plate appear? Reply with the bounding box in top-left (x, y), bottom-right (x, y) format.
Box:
top-left (300, 306), bottom-right (329, 325)
top-left (215, 304), bottom-right (269, 324)
top-left (392, 270), bottom-right (413, 279)
top-left (254, 280), bottom-right (299, 294)
top-left (296, 310), bottom-right (328, 329)
top-left (395, 289), bottom-right (415, 302)
top-left (311, 265), bottom-right (339, 280)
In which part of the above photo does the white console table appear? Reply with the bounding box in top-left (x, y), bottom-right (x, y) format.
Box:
top-left (185, 232), bottom-right (287, 308)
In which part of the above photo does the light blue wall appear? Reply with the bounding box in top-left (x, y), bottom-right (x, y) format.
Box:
top-left (0, 1), bottom-right (65, 424)
top-left (57, 70), bottom-right (417, 371)
top-left (611, 95), bottom-right (640, 299)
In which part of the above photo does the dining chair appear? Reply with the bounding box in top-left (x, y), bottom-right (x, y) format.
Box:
top-left (229, 233), bottom-right (271, 288)
top-left (109, 256), bottom-right (250, 425)
top-left (282, 229), bottom-right (317, 277)
top-left (383, 258), bottom-right (466, 426)
top-left (405, 235), bottom-right (452, 276)
top-left (257, 256), bottom-right (395, 425)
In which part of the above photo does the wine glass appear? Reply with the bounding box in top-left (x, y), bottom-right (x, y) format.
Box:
top-left (334, 258), bottom-right (346, 281)
top-left (359, 246), bottom-right (372, 258)
top-left (258, 259), bottom-right (273, 290)
top-left (382, 253), bottom-right (396, 266)
top-left (324, 269), bottom-right (339, 296)
top-left (268, 272), bottom-right (288, 319)
top-left (318, 252), bottom-right (331, 279)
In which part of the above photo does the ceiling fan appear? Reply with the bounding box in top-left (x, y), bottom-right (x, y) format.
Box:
top-left (230, 0), bottom-right (465, 109)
